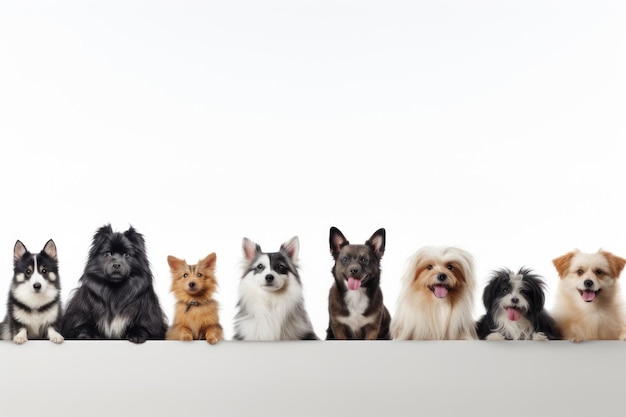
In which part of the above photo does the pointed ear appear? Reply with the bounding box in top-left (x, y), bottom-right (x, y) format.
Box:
top-left (366, 228), bottom-right (386, 258)
top-left (329, 227), bottom-right (348, 259)
top-left (42, 239), bottom-right (57, 260)
top-left (96, 224), bottom-right (114, 237)
top-left (167, 255), bottom-right (186, 272)
top-left (280, 236), bottom-right (299, 261)
top-left (600, 250), bottom-right (626, 278)
top-left (124, 225), bottom-right (146, 249)
top-left (242, 238), bottom-right (260, 262)
top-left (199, 252), bottom-right (217, 270)
top-left (553, 251), bottom-right (576, 279)
top-left (14, 240), bottom-right (27, 261)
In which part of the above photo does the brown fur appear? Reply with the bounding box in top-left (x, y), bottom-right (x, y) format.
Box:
top-left (552, 249), bottom-right (626, 342)
top-left (165, 253), bottom-right (224, 344)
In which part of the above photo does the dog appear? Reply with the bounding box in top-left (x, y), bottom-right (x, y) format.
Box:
top-left (233, 236), bottom-right (318, 340)
top-left (60, 224), bottom-right (168, 343)
top-left (475, 267), bottom-right (561, 340)
top-left (326, 227), bottom-right (391, 340)
top-left (0, 239), bottom-right (64, 344)
top-left (552, 249), bottom-right (626, 342)
top-left (165, 253), bottom-right (224, 344)
top-left (391, 246), bottom-right (477, 340)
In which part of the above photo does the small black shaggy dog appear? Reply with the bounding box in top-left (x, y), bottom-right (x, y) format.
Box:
top-left (476, 267), bottom-right (561, 341)
top-left (61, 224), bottom-right (168, 343)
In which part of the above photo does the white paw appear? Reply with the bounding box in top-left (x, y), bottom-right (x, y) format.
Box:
top-left (486, 332), bottom-right (505, 341)
top-left (13, 335), bottom-right (27, 344)
top-left (532, 332), bottom-right (548, 341)
top-left (50, 334), bottom-right (64, 344)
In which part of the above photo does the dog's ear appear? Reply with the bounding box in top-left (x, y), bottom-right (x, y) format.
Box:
top-left (600, 250), bottom-right (626, 278)
top-left (13, 240), bottom-right (28, 262)
top-left (95, 224), bottom-right (114, 237)
top-left (242, 238), bottom-right (261, 262)
top-left (198, 252), bottom-right (217, 270)
top-left (553, 251), bottom-right (576, 279)
top-left (167, 255), bottom-right (186, 272)
top-left (123, 225), bottom-right (146, 251)
top-left (329, 227), bottom-right (349, 259)
top-left (280, 236), bottom-right (299, 261)
top-left (366, 228), bottom-right (386, 258)
top-left (42, 239), bottom-right (57, 260)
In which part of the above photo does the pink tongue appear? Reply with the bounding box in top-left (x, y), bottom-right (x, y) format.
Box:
top-left (434, 285), bottom-right (448, 298)
top-left (347, 277), bottom-right (361, 291)
top-left (506, 307), bottom-right (521, 321)
top-left (583, 290), bottom-right (596, 302)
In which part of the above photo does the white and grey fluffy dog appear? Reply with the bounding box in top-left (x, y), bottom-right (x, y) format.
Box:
top-left (233, 236), bottom-right (318, 340)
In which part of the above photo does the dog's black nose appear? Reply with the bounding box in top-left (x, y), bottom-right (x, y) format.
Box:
top-left (112, 263), bottom-right (121, 270)
top-left (350, 267), bottom-right (360, 275)
top-left (33, 282), bottom-right (42, 290)
top-left (188, 282), bottom-right (196, 289)
top-left (437, 273), bottom-right (447, 282)
top-left (511, 297), bottom-right (519, 304)
top-left (265, 274), bottom-right (274, 283)
top-left (584, 279), bottom-right (594, 288)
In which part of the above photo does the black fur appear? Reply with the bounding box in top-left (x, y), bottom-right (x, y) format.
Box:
top-left (326, 227), bottom-right (391, 340)
top-left (476, 267), bottom-right (562, 340)
top-left (60, 224), bottom-right (168, 343)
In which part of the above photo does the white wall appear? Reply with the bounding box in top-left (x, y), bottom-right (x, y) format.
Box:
top-left (2, 340), bottom-right (626, 417)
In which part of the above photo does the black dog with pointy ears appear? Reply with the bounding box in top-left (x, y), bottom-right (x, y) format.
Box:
top-left (326, 227), bottom-right (391, 340)
top-left (476, 267), bottom-right (561, 341)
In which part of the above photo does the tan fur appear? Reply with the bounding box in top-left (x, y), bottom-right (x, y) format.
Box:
top-left (165, 253), bottom-right (224, 344)
top-left (552, 249), bottom-right (626, 342)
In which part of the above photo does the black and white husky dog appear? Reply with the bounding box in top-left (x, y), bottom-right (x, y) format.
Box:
top-left (233, 236), bottom-right (318, 340)
top-left (0, 240), bottom-right (64, 344)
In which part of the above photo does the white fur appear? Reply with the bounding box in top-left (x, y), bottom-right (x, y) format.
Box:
top-left (336, 288), bottom-right (376, 331)
top-left (8, 278), bottom-right (61, 343)
top-left (391, 246), bottom-right (477, 340)
top-left (100, 316), bottom-right (129, 339)
top-left (490, 272), bottom-right (534, 340)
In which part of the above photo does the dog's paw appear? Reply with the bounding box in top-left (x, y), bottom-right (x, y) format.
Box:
top-left (486, 332), bottom-right (505, 341)
top-left (181, 334), bottom-right (193, 341)
top-left (50, 334), bottom-right (64, 344)
top-left (13, 335), bottom-right (27, 344)
top-left (128, 335), bottom-right (147, 344)
top-left (532, 332), bottom-right (548, 341)
top-left (569, 336), bottom-right (584, 343)
top-left (619, 332), bottom-right (626, 341)
top-left (206, 336), bottom-right (220, 345)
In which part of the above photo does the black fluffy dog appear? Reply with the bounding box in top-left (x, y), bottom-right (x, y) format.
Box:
top-left (61, 224), bottom-right (167, 343)
top-left (476, 267), bottom-right (561, 341)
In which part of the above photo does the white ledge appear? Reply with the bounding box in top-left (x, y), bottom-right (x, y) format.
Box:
top-left (1, 340), bottom-right (623, 417)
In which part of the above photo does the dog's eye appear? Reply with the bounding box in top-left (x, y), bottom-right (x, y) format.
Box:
top-left (446, 264), bottom-right (454, 271)
top-left (275, 264), bottom-right (288, 274)
top-left (123, 252), bottom-right (130, 258)
top-left (183, 273), bottom-right (188, 279)
top-left (341, 257), bottom-right (349, 265)
top-left (426, 265), bottom-right (433, 270)
top-left (256, 264), bottom-right (265, 272)
top-left (197, 273), bottom-right (203, 278)
top-left (104, 251), bottom-right (112, 257)
top-left (595, 269), bottom-right (604, 277)
top-left (360, 257), bottom-right (369, 265)
top-left (25, 269), bottom-right (32, 277)
top-left (41, 268), bottom-right (47, 275)
top-left (501, 287), bottom-right (510, 294)
top-left (577, 269), bottom-right (584, 276)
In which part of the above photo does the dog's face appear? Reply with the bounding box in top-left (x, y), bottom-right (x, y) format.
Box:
top-left (12, 239), bottom-right (60, 301)
top-left (241, 236), bottom-right (300, 293)
top-left (168, 253), bottom-right (218, 301)
top-left (553, 250), bottom-right (626, 304)
top-left (329, 227), bottom-right (385, 291)
top-left (482, 268), bottom-right (545, 322)
top-left (409, 246), bottom-right (474, 300)
top-left (85, 224), bottom-right (150, 283)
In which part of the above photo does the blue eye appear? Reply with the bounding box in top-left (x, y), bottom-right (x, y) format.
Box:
top-left (341, 257), bottom-right (349, 265)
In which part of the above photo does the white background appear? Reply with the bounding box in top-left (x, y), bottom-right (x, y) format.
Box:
top-left (1, 1), bottom-right (626, 341)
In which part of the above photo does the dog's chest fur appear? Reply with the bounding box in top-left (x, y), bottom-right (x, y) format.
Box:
top-left (335, 288), bottom-right (375, 330)
top-left (99, 315), bottom-right (129, 339)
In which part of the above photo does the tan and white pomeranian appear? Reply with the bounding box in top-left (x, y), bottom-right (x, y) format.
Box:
top-left (552, 249), bottom-right (626, 342)
top-left (391, 246), bottom-right (477, 340)
top-left (165, 253), bottom-right (224, 344)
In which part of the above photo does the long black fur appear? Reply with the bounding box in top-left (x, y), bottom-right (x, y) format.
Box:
top-left (60, 224), bottom-right (168, 343)
top-left (476, 267), bottom-right (561, 340)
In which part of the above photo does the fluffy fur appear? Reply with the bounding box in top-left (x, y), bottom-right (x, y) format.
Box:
top-left (233, 236), bottom-right (318, 340)
top-left (60, 224), bottom-right (168, 343)
top-left (0, 240), bottom-right (64, 344)
top-left (476, 268), bottom-right (561, 341)
top-left (391, 246), bottom-right (477, 340)
top-left (552, 249), bottom-right (626, 342)
top-left (326, 227), bottom-right (391, 340)
top-left (165, 253), bottom-right (224, 344)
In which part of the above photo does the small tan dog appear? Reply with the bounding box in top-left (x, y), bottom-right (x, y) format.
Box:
top-left (552, 249), bottom-right (626, 342)
top-left (165, 253), bottom-right (224, 344)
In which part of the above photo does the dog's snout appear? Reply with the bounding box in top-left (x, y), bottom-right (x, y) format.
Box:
top-left (265, 274), bottom-right (274, 283)
top-left (349, 267), bottom-right (360, 275)
top-left (437, 273), bottom-right (447, 282)
top-left (112, 263), bottom-right (121, 270)
top-left (584, 279), bottom-right (594, 288)
top-left (33, 282), bottom-right (42, 291)
top-left (188, 281), bottom-right (196, 289)
top-left (511, 297), bottom-right (519, 304)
